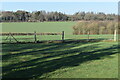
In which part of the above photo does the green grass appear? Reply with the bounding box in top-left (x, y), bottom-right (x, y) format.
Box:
top-left (2, 40), bottom-right (118, 79)
top-left (1, 22), bottom-right (119, 79)
top-left (2, 34), bottom-right (115, 43)
top-left (1, 22), bottom-right (76, 33)
top-left (1, 22), bottom-right (116, 42)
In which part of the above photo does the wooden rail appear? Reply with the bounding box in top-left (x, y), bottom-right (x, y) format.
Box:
top-left (0, 32), bottom-right (62, 36)
top-left (1, 31), bottom-right (65, 43)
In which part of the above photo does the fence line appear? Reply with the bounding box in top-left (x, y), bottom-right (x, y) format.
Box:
top-left (1, 31), bottom-right (65, 43)
top-left (1, 31), bottom-right (119, 43)
top-left (0, 32), bottom-right (62, 36)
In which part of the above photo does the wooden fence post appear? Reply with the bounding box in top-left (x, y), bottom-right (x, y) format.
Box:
top-left (9, 32), bottom-right (11, 43)
top-left (62, 31), bottom-right (64, 41)
top-left (87, 31), bottom-right (90, 41)
top-left (114, 29), bottom-right (117, 41)
top-left (34, 31), bottom-right (37, 43)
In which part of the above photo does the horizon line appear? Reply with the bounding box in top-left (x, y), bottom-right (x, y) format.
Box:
top-left (1, 10), bottom-right (117, 15)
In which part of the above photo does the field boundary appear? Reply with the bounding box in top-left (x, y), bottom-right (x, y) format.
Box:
top-left (0, 31), bottom-right (65, 43)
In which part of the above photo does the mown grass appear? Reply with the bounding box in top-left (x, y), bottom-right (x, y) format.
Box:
top-left (1, 22), bottom-right (117, 43)
top-left (1, 22), bottom-right (119, 79)
top-left (1, 22), bottom-right (76, 33)
top-left (2, 40), bottom-right (119, 79)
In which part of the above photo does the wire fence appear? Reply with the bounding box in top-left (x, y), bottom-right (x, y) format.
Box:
top-left (0, 31), bottom-right (119, 43)
top-left (0, 31), bottom-right (65, 43)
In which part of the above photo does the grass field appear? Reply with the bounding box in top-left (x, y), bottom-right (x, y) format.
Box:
top-left (1, 22), bottom-right (76, 33)
top-left (1, 22), bottom-right (117, 42)
top-left (1, 22), bottom-right (119, 79)
top-left (2, 40), bottom-right (118, 79)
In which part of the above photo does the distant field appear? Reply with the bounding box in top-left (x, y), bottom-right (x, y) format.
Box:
top-left (1, 22), bottom-right (116, 42)
top-left (1, 22), bottom-right (76, 34)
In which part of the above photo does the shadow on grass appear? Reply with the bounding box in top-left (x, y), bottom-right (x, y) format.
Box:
top-left (2, 39), bottom-right (119, 79)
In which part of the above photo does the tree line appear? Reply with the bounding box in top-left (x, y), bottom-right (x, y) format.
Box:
top-left (0, 10), bottom-right (118, 22)
top-left (73, 21), bottom-right (119, 35)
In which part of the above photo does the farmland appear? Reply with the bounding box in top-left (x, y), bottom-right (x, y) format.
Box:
top-left (1, 22), bottom-right (76, 33)
top-left (2, 41), bottom-right (118, 79)
top-left (1, 22), bottom-right (76, 42)
top-left (1, 22), bottom-right (117, 42)
top-left (1, 22), bottom-right (119, 79)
